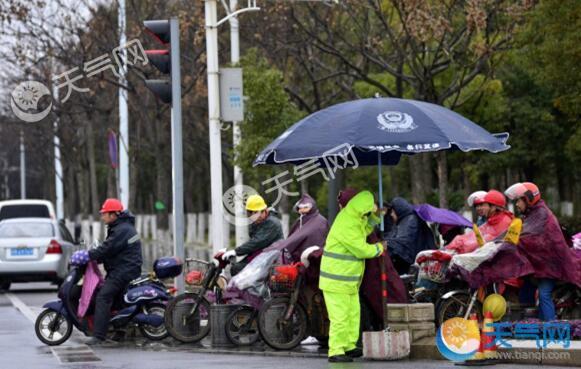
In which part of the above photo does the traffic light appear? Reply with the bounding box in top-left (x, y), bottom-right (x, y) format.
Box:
top-left (142, 18), bottom-right (185, 292)
top-left (143, 19), bottom-right (176, 104)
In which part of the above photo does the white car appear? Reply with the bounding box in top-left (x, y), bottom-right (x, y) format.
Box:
top-left (0, 199), bottom-right (57, 221)
top-left (0, 218), bottom-right (78, 291)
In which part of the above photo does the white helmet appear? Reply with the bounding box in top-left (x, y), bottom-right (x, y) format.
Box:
top-left (467, 191), bottom-right (487, 207)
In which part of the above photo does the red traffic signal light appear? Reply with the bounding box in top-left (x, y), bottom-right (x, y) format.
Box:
top-left (145, 49), bottom-right (170, 74)
top-left (143, 19), bottom-right (173, 103)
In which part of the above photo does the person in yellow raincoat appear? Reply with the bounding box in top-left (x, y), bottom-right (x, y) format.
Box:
top-left (319, 190), bottom-right (386, 362)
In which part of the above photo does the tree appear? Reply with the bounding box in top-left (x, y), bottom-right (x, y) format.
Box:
top-left (243, 0), bottom-right (534, 207)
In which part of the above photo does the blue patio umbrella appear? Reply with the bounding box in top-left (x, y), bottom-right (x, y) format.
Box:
top-left (253, 98), bottom-right (510, 230)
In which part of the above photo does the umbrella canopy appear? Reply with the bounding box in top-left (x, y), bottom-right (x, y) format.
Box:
top-left (253, 97), bottom-right (509, 167)
top-left (413, 204), bottom-right (473, 228)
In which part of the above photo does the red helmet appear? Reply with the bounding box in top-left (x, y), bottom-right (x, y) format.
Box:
top-left (483, 190), bottom-right (506, 208)
top-left (99, 198), bottom-right (124, 213)
top-left (504, 182), bottom-right (541, 206)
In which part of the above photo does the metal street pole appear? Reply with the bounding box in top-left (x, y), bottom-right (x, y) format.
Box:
top-left (118, 0), bottom-right (130, 207)
top-left (20, 130), bottom-right (26, 199)
top-left (206, 0), bottom-right (225, 254)
top-left (229, 0), bottom-right (249, 245)
top-left (169, 17), bottom-right (185, 293)
top-left (54, 121), bottom-right (64, 220)
top-left (51, 60), bottom-right (64, 219)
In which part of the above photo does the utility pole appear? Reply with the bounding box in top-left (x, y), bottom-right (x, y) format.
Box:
top-left (118, 0), bottom-right (130, 207)
top-left (205, 0), bottom-right (224, 254)
top-left (205, 0), bottom-right (258, 254)
top-left (20, 130), bottom-right (26, 199)
top-left (229, 0), bottom-right (249, 245)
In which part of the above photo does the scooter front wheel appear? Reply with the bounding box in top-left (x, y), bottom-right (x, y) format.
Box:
top-left (35, 308), bottom-right (73, 346)
top-left (258, 297), bottom-right (307, 350)
top-left (225, 305), bottom-right (260, 346)
top-left (437, 292), bottom-right (482, 326)
top-left (164, 292), bottom-right (211, 343)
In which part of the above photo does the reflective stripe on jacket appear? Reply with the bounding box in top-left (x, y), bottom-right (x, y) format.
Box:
top-left (319, 191), bottom-right (382, 294)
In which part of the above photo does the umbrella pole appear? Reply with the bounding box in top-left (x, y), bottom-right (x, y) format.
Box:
top-left (378, 152), bottom-right (384, 232)
top-left (377, 152), bottom-right (389, 330)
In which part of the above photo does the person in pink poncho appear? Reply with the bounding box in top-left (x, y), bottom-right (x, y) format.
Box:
top-left (445, 190), bottom-right (514, 254)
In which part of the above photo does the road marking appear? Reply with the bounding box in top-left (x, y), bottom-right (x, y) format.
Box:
top-left (5, 292), bottom-right (101, 363)
top-left (5, 292), bottom-right (37, 323)
top-left (51, 346), bottom-right (101, 364)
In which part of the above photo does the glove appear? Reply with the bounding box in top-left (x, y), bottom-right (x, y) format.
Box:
top-left (300, 246), bottom-right (321, 268)
top-left (222, 249), bottom-right (237, 261)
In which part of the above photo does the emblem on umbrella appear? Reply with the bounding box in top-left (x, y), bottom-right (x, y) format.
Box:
top-left (377, 111), bottom-right (417, 133)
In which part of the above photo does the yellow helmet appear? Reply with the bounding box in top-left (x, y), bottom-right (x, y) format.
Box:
top-left (483, 294), bottom-right (507, 322)
top-left (245, 194), bottom-right (268, 212)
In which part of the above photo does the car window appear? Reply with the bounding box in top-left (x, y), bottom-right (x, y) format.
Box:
top-left (0, 223), bottom-right (55, 238)
top-left (58, 223), bottom-right (74, 243)
top-left (0, 205), bottom-right (50, 221)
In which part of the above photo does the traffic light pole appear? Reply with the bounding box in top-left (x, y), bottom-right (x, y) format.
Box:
top-left (169, 18), bottom-right (185, 293)
top-left (118, 0), bottom-right (130, 208)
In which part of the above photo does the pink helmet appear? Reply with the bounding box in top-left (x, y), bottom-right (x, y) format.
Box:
top-left (467, 191), bottom-right (487, 207)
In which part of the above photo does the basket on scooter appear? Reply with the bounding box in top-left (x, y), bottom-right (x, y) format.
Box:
top-left (184, 259), bottom-right (210, 286)
top-left (268, 264), bottom-right (299, 293)
top-left (418, 259), bottom-right (449, 283)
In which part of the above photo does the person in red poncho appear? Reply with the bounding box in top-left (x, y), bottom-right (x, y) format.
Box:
top-left (505, 182), bottom-right (581, 321)
top-left (445, 190), bottom-right (514, 254)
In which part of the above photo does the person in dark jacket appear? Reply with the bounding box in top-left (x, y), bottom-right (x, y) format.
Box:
top-left (386, 197), bottom-right (436, 275)
top-left (223, 194), bottom-right (284, 276)
top-left (86, 198), bottom-right (142, 345)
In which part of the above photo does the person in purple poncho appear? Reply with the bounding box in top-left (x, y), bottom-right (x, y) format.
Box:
top-left (505, 182), bottom-right (581, 321)
top-left (264, 193), bottom-right (330, 287)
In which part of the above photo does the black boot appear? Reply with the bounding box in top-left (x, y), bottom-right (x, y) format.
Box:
top-left (328, 355), bottom-right (353, 363)
top-left (345, 348), bottom-right (363, 358)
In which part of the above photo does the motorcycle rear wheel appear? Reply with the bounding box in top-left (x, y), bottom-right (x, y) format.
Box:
top-left (139, 302), bottom-right (169, 340)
